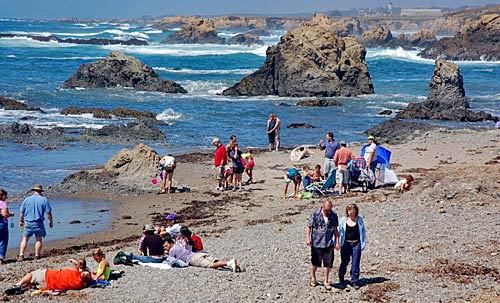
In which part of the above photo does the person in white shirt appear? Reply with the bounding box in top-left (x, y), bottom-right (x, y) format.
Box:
top-left (159, 155), bottom-right (176, 194)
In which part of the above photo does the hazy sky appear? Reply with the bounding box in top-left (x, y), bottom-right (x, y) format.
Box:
top-left (1, 0), bottom-right (498, 19)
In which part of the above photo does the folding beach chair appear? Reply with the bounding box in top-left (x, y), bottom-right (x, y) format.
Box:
top-left (304, 171), bottom-right (336, 196)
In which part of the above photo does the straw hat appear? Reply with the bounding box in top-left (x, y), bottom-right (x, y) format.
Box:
top-left (31, 184), bottom-right (44, 192)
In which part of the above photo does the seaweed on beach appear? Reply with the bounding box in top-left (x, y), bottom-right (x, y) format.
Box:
top-left (419, 258), bottom-right (500, 284)
top-left (360, 282), bottom-right (400, 302)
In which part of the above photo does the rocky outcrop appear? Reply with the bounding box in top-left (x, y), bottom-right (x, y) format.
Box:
top-left (0, 96), bottom-right (43, 112)
top-left (0, 33), bottom-right (148, 45)
top-left (82, 120), bottom-right (166, 143)
top-left (430, 5), bottom-right (500, 35)
top-left (397, 59), bottom-right (498, 122)
top-left (247, 29), bottom-right (272, 36)
top-left (296, 99), bottom-right (343, 107)
top-left (360, 26), bottom-right (393, 47)
top-left (360, 27), bottom-right (437, 49)
top-left (365, 119), bottom-right (439, 144)
top-left (0, 123), bottom-right (64, 148)
top-left (328, 17), bottom-right (363, 37)
top-left (287, 123), bottom-right (316, 128)
top-left (419, 14), bottom-right (500, 61)
top-left (227, 33), bottom-right (263, 45)
top-left (62, 51), bottom-right (187, 93)
top-left (61, 107), bottom-right (156, 120)
top-left (56, 144), bottom-right (161, 195)
top-left (408, 30), bottom-right (437, 48)
top-left (222, 16), bottom-right (374, 97)
top-left (162, 19), bottom-right (225, 44)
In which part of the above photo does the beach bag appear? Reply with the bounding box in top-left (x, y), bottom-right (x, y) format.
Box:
top-left (113, 251), bottom-right (134, 266)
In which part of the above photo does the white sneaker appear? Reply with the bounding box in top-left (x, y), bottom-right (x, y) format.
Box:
top-left (227, 259), bottom-right (238, 272)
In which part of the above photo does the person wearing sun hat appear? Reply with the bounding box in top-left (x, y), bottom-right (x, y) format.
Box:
top-left (18, 184), bottom-right (53, 262)
top-left (159, 213), bottom-right (182, 239)
top-left (132, 224), bottom-right (165, 263)
top-left (364, 136), bottom-right (378, 189)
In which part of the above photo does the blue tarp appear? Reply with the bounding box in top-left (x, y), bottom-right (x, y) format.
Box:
top-left (360, 144), bottom-right (392, 167)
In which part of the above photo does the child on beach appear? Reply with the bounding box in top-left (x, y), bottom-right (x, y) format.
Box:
top-left (242, 148), bottom-right (255, 184)
top-left (91, 248), bottom-right (110, 281)
top-left (311, 165), bottom-right (323, 182)
top-left (284, 167), bottom-right (302, 199)
top-left (394, 175), bottom-right (414, 192)
top-left (0, 189), bottom-right (12, 264)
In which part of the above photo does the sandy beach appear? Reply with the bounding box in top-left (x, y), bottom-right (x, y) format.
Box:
top-left (0, 127), bottom-right (499, 302)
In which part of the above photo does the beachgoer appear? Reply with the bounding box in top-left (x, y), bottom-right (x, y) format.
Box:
top-left (91, 248), bottom-right (110, 281)
top-left (267, 114), bottom-right (281, 151)
top-left (212, 137), bottom-right (228, 191)
top-left (311, 165), bottom-right (323, 183)
top-left (242, 148), bottom-right (255, 184)
top-left (284, 167), bottom-right (302, 199)
top-left (158, 154), bottom-right (176, 194)
top-left (306, 199), bottom-right (340, 290)
top-left (5, 259), bottom-right (92, 295)
top-left (18, 184), bottom-right (53, 262)
top-left (394, 175), bottom-right (414, 192)
top-left (338, 204), bottom-right (367, 290)
top-left (176, 226), bottom-right (204, 252)
top-left (0, 189), bottom-right (12, 264)
top-left (333, 142), bottom-right (355, 195)
top-left (364, 135), bottom-right (378, 189)
top-left (162, 213), bottom-right (181, 238)
top-left (134, 224), bottom-right (165, 263)
top-left (229, 146), bottom-right (244, 191)
top-left (164, 238), bottom-right (241, 272)
top-left (319, 132), bottom-right (340, 179)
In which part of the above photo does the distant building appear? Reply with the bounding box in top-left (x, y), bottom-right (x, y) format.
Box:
top-left (400, 8), bottom-right (442, 17)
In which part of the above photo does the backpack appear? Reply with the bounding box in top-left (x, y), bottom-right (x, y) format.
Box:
top-left (113, 251), bottom-right (134, 266)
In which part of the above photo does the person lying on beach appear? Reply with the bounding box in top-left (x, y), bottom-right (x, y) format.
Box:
top-left (5, 259), bottom-right (92, 295)
top-left (164, 238), bottom-right (241, 272)
top-left (134, 224), bottom-right (166, 263)
top-left (91, 248), bottom-right (110, 281)
top-left (284, 167), bottom-right (302, 199)
top-left (394, 175), bottom-right (414, 192)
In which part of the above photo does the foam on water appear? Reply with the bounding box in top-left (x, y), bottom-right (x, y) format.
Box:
top-left (156, 108), bottom-right (184, 122)
top-left (154, 67), bottom-right (256, 75)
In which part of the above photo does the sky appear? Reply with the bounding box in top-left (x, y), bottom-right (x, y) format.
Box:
top-left (0, 0), bottom-right (498, 19)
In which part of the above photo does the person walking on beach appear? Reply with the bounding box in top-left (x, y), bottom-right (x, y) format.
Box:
top-left (306, 199), bottom-right (340, 290)
top-left (267, 113), bottom-right (281, 151)
top-left (338, 203), bottom-right (367, 290)
top-left (0, 189), bottom-right (12, 264)
top-left (319, 132), bottom-right (340, 179)
top-left (333, 142), bottom-right (355, 195)
top-left (18, 184), bottom-right (53, 261)
top-left (212, 138), bottom-right (228, 191)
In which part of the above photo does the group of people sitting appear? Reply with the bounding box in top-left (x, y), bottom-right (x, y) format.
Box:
top-left (212, 135), bottom-right (255, 191)
top-left (128, 213), bottom-right (242, 272)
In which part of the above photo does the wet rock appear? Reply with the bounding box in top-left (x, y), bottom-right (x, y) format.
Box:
top-left (0, 96), bottom-right (43, 112)
top-left (222, 15), bottom-right (374, 97)
top-left (365, 119), bottom-right (439, 145)
top-left (162, 19), bottom-right (225, 44)
top-left (247, 29), bottom-right (272, 36)
top-left (360, 27), bottom-right (437, 49)
top-left (61, 107), bottom-right (156, 120)
top-left (69, 220), bottom-right (82, 224)
top-left (62, 51), bottom-right (187, 93)
top-left (360, 26), bottom-right (393, 47)
top-left (420, 14), bottom-right (500, 61)
top-left (378, 110), bottom-right (393, 115)
top-left (408, 30), bottom-right (438, 48)
top-left (227, 33), bottom-right (263, 45)
top-left (121, 215), bottom-right (133, 220)
top-left (0, 122), bottom-right (64, 144)
top-left (0, 33), bottom-right (147, 45)
top-left (296, 99), bottom-right (343, 107)
top-left (82, 119), bottom-right (166, 144)
top-left (286, 123), bottom-right (316, 129)
top-left (20, 116), bottom-right (38, 121)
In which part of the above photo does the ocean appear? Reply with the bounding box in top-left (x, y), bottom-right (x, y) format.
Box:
top-left (0, 19), bottom-right (499, 195)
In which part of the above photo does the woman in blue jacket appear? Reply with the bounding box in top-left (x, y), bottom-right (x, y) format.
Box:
top-left (338, 203), bottom-right (366, 289)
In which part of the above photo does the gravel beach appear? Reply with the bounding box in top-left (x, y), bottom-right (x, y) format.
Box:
top-left (0, 128), bottom-right (499, 302)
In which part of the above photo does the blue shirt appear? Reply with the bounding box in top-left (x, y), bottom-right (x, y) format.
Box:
top-left (20, 194), bottom-right (52, 223)
top-left (320, 140), bottom-right (340, 159)
top-left (338, 216), bottom-right (367, 250)
top-left (307, 208), bottom-right (339, 248)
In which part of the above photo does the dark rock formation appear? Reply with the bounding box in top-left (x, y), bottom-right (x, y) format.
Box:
top-left (378, 110), bottom-right (393, 115)
top-left (330, 17), bottom-right (363, 37)
top-left (82, 120), bottom-right (166, 143)
top-left (247, 29), bottom-right (272, 36)
top-left (365, 119), bottom-right (439, 144)
top-left (227, 33), bottom-right (264, 45)
top-left (287, 123), bottom-right (316, 128)
top-left (0, 33), bottom-right (148, 45)
top-left (419, 14), bottom-right (500, 61)
top-left (361, 26), bottom-right (393, 47)
top-left (397, 59), bottom-right (498, 122)
top-left (360, 27), bottom-right (437, 49)
top-left (0, 123), bottom-right (64, 145)
top-left (162, 19), bottom-right (225, 44)
top-left (222, 16), bottom-right (374, 97)
top-left (296, 99), bottom-right (343, 107)
top-left (62, 51), bottom-right (187, 93)
top-left (0, 96), bottom-right (43, 112)
top-left (408, 30), bottom-right (438, 49)
top-left (61, 107), bottom-right (156, 120)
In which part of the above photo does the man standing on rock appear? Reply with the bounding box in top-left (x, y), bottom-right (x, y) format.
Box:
top-left (18, 184), bottom-right (53, 261)
top-left (212, 138), bottom-right (227, 191)
top-left (319, 132), bottom-right (340, 179)
top-left (306, 199), bottom-right (339, 290)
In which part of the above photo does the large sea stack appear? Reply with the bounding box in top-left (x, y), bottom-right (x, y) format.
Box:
top-left (62, 51), bottom-right (187, 93)
top-left (419, 14), bottom-right (500, 61)
top-left (397, 59), bottom-right (497, 122)
top-left (222, 15), bottom-right (374, 97)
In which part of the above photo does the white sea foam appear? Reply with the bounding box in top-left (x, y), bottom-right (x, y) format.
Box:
top-left (144, 29), bottom-right (163, 34)
top-left (179, 80), bottom-right (231, 95)
top-left (153, 67), bottom-right (256, 75)
top-left (156, 108), bottom-right (184, 122)
top-left (100, 44), bottom-right (268, 57)
top-left (0, 36), bottom-right (75, 47)
top-left (6, 54), bottom-right (16, 58)
top-left (28, 56), bottom-right (102, 60)
top-left (5, 31), bottom-right (53, 37)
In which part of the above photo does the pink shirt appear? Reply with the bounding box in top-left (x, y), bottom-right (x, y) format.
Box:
top-left (0, 200), bottom-right (8, 223)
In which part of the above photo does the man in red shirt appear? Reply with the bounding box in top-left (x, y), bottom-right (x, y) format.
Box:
top-left (212, 137), bottom-right (228, 191)
top-left (333, 142), bottom-right (355, 195)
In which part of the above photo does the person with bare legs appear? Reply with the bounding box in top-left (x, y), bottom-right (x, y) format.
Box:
top-left (306, 199), bottom-right (340, 290)
top-left (18, 184), bottom-right (53, 262)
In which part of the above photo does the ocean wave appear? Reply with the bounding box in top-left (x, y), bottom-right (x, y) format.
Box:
top-left (179, 80), bottom-right (231, 95)
top-left (144, 29), bottom-right (163, 34)
top-left (6, 54), bottom-right (16, 58)
top-left (100, 44), bottom-right (268, 57)
top-left (156, 108), bottom-right (184, 122)
top-left (28, 56), bottom-right (102, 60)
top-left (153, 67), bottom-right (256, 75)
top-left (4, 31), bottom-right (53, 37)
top-left (0, 36), bottom-right (75, 47)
